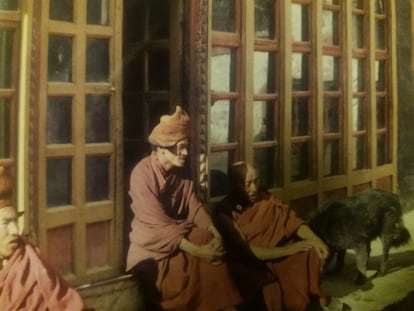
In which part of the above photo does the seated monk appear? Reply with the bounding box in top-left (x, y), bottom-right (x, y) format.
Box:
top-left (0, 166), bottom-right (86, 310)
top-left (126, 106), bottom-right (241, 311)
top-left (212, 161), bottom-right (351, 311)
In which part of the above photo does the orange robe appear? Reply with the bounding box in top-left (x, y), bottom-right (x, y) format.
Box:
top-left (214, 191), bottom-right (324, 311)
top-left (127, 152), bottom-right (241, 311)
top-left (0, 240), bottom-right (85, 311)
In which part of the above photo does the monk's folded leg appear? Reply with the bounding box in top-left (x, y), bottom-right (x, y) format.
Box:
top-left (160, 228), bottom-right (241, 311)
top-left (271, 249), bottom-right (324, 311)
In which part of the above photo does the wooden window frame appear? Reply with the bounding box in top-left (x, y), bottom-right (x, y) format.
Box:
top-left (0, 8), bottom-right (20, 199)
top-left (32, 0), bottom-right (124, 286)
top-left (200, 0), bottom-right (398, 214)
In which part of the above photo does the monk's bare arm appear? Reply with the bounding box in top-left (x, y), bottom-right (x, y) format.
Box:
top-left (250, 241), bottom-right (315, 261)
top-left (296, 224), bottom-right (329, 259)
top-left (179, 237), bottom-right (224, 264)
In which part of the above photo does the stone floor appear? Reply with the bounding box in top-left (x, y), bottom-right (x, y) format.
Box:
top-left (321, 209), bottom-right (414, 311)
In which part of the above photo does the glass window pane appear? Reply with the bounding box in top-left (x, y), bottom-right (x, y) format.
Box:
top-left (292, 3), bottom-right (309, 42)
top-left (376, 60), bottom-right (386, 91)
top-left (86, 221), bottom-right (110, 268)
top-left (352, 0), bottom-right (364, 9)
top-left (47, 158), bottom-right (72, 207)
top-left (211, 47), bottom-right (236, 92)
top-left (377, 134), bottom-right (388, 166)
top-left (353, 136), bottom-right (365, 170)
top-left (322, 10), bottom-right (339, 46)
top-left (352, 98), bottom-right (365, 131)
top-left (292, 53), bottom-right (309, 91)
top-left (148, 0), bottom-right (169, 39)
top-left (87, 0), bottom-right (109, 25)
top-left (0, 29), bottom-right (14, 88)
top-left (376, 19), bottom-right (386, 50)
top-left (148, 50), bottom-right (169, 91)
top-left (47, 97), bottom-right (72, 144)
top-left (210, 100), bottom-right (235, 144)
top-left (86, 38), bottom-right (109, 82)
top-left (47, 225), bottom-right (73, 275)
top-left (86, 96), bottom-right (110, 143)
top-left (324, 97), bottom-right (340, 133)
top-left (352, 14), bottom-right (364, 49)
top-left (254, 51), bottom-right (276, 94)
top-left (376, 97), bottom-right (386, 129)
top-left (323, 139), bottom-right (340, 176)
top-left (147, 101), bottom-right (170, 133)
top-left (292, 97), bottom-right (309, 136)
top-left (255, 0), bottom-right (275, 39)
top-left (0, 99), bottom-right (11, 158)
top-left (254, 147), bottom-right (278, 188)
top-left (209, 151), bottom-right (235, 197)
top-left (124, 51), bottom-right (144, 92)
top-left (0, 0), bottom-right (17, 10)
top-left (48, 35), bottom-right (72, 82)
top-left (49, 0), bottom-right (73, 22)
top-left (291, 142), bottom-right (310, 181)
top-left (253, 101), bottom-right (275, 141)
top-left (323, 55), bottom-right (340, 91)
top-left (86, 156), bottom-right (109, 202)
top-left (212, 0), bottom-right (235, 32)
top-left (352, 58), bottom-right (364, 92)
top-left (376, 0), bottom-right (385, 14)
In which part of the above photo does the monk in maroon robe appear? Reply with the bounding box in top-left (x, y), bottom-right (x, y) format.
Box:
top-left (126, 106), bottom-right (241, 311)
top-left (213, 162), bottom-right (350, 311)
top-left (0, 201), bottom-right (85, 310)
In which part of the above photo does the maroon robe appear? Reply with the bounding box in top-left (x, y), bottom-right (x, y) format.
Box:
top-left (233, 194), bottom-right (325, 311)
top-left (0, 240), bottom-right (85, 311)
top-left (127, 152), bottom-right (241, 310)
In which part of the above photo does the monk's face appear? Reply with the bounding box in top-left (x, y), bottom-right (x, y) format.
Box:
top-left (160, 138), bottom-right (189, 169)
top-left (243, 165), bottom-right (259, 203)
top-left (0, 206), bottom-right (19, 260)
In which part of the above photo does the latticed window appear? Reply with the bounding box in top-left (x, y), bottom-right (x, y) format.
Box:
top-left (31, 0), bottom-right (123, 285)
top-left (0, 0), bottom-right (19, 201)
top-left (205, 0), bottom-right (397, 216)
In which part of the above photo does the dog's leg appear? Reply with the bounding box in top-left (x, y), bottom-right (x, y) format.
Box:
top-left (353, 243), bottom-right (369, 284)
top-left (379, 238), bottom-right (390, 277)
top-left (379, 210), bottom-right (401, 276)
top-left (332, 249), bottom-right (346, 274)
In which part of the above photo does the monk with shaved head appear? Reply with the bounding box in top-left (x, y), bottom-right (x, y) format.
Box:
top-left (213, 162), bottom-right (351, 311)
top-left (0, 166), bottom-right (85, 310)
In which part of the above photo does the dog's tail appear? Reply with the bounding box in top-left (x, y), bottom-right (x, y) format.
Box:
top-left (389, 224), bottom-right (411, 247)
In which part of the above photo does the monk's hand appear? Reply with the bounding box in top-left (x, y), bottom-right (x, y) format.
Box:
top-left (310, 239), bottom-right (329, 260)
top-left (196, 240), bottom-right (225, 264)
top-left (208, 224), bottom-right (223, 240)
top-left (287, 240), bottom-right (315, 255)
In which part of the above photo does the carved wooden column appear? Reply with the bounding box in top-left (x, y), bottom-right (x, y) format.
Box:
top-left (187, 0), bottom-right (209, 201)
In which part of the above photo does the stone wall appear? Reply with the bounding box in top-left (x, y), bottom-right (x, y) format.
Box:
top-left (78, 275), bottom-right (142, 311)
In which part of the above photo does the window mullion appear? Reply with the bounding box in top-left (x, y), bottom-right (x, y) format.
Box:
top-left (344, 0), bottom-right (353, 182)
top-left (315, 0), bottom-right (323, 183)
top-left (243, 0), bottom-right (254, 164)
top-left (368, 0), bottom-right (376, 170)
top-left (281, 0), bottom-right (292, 188)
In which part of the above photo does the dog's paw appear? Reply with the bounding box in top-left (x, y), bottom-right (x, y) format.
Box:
top-left (377, 267), bottom-right (386, 277)
top-left (353, 272), bottom-right (367, 285)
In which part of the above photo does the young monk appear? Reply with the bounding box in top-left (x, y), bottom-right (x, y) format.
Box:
top-left (0, 166), bottom-right (86, 310)
top-left (212, 161), bottom-right (351, 311)
top-left (126, 106), bottom-right (241, 311)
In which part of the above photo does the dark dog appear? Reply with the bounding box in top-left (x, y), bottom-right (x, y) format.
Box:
top-left (309, 189), bottom-right (411, 284)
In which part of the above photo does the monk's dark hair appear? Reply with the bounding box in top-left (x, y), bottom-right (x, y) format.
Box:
top-left (228, 161), bottom-right (248, 189)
